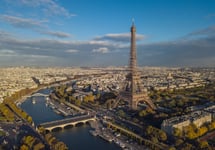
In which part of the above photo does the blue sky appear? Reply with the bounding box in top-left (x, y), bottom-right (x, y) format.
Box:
top-left (0, 0), bottom-right (215, 67)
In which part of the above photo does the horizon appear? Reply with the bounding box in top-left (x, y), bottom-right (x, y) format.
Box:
top-left (0, 0), bottom-right (215, 67)
top-left (0, 65), bottom-right (214, 69)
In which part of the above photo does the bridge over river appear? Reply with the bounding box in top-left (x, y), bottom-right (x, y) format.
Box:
top-left (22, 92), bottom-right (49, 99)
top-left (39, 114), bottom-right (96, 132)
top-left (31, 93), bottom-right (49, 97)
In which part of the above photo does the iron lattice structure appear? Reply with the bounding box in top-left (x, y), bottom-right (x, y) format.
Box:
top-left (120, 22), bottom-right (156, 110)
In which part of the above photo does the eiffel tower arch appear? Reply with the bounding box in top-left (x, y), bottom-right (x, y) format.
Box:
top-left (118, 22), bottom-right (156, 110)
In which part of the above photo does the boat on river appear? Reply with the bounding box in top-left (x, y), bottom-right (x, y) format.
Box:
top-left (89, 130), bottom-right (98, 136)
top-left (32, 98), bottom-right (36, 104)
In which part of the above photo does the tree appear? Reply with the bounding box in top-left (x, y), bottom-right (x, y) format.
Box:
top-left (168, 147), bottom-right (176, 150)
top-left (197, 126), bottom-right (208, 137)
top-left (132, 118), bottom-right (139, 123)
top-left (27, 116), bottom-right (33, 124)
top-left (84, 95), bottom-right (94, 102)
top-left (117, 110), bottom-right (126, 118)
top-left (37, 127), bottom-right (45, 134)
top-left (186, 130), bottom-right (196, 139)
top-left (69, 96), bottom-right (75, 102)
top-left (158, 130), bottom-right (167, 141)
top-left (59, 97), bottom-right (65, 103)
top-left (198, 141), bottom-right (209, 149)
top-left (175, 139), bottom-right (184, 146)
top-left (23, 136), bottom-right (35, 148)
top-left (146, 126), bottom-right (153, 135)
top-left (139, 110), bottom-right (147, 117)
top-left (20, 144), bottom-right (29, 150)
top-left (75, 99), bottom-right (81, 106)
top-left (209, 121), bottom-right (215, 130)
top-left (151, 137), bottom-right (158, 143)
top-left (173, 128), bottom-right (182, 137)
top-left (181, 143), bottom-right (192, 150)
top-left (33, 143), bottom-right (45, 150)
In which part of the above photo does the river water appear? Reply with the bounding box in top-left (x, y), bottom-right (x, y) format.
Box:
top-left (21, 88), bottom-right (120, 150)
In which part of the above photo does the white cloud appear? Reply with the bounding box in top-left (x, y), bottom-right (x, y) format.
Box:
top-left (0, 14), bottom-right (72, 38)
top-left (89, 40), bottom-right (108, 44)
top-left (0, 49), bottom-right (15, 54)
top-left (28, 54), bottom-right (53, 58)
top-left (0, 25), bottom-right (215, 67)
top-left (42, 31), bottom-right (71, 38)
top-left (0, 15), bottom-right (44, 28)
top-left (19, 0), bottom-right (76, 17)
top-left (94, 33), bottom-right (145, 43)
top-left (65, 49), bottom-right (79, 53)
top-left (92, 47), bottom-right (109, 54)
top-left (0, 49), bottom-right (17, 57)
top-left (186, 25), bottom-right (215, 38)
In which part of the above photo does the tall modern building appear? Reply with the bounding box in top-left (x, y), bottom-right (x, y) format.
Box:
top-left (120, 22), bottom-right (156, 110)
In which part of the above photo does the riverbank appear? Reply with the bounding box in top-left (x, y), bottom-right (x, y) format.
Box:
top-left (48, 93), bottom-right (85, 116)
top-left (15, 87), bottom-right (46, 105)
top-left (2, 86), bottom-right (70, 149)
top-left (13, 77), bottom-right (76, 105)
top-left (21, 89), bottom-right (121, 150)
top-left (89, 120), bottom-right (144, 150)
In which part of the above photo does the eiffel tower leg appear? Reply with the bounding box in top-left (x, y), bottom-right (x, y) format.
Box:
top-left (131, 101), bottom-right (138, 110)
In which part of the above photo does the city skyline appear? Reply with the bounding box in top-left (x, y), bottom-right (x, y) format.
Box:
top-left (0, 0), bottom-right (215, 67)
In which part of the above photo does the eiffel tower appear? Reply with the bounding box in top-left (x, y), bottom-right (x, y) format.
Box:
top-left (118, 22), bottom-right (156, 110)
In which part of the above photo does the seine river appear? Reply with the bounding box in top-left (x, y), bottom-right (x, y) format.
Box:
top-left (20, 88), bottom-right (120, 150)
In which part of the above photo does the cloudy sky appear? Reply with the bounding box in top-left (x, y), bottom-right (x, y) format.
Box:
top-left (0, 0), bottom-right (215, 67)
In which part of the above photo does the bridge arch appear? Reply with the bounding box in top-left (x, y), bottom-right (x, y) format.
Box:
top-left (51, 127), bottom-right (63, 132)
top-left (45, 129), bottom-right (50, 133)
top-left (75, 122), bottom-right (85, 127)
top-left (64, 124), bottom-right (74, 129)
top-left (31, 93), bottom-right (49, 97)
top-left (74, 119), bottom-right (95, 126)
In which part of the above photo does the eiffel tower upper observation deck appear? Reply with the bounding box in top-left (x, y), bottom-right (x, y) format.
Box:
top-left (120, 22), bottom-right (156, 110)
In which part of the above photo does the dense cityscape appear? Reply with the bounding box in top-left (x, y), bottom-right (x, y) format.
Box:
top-left (0, 0), bottom-right (215, 150)
top-left (0, 65), bottom-right (215, 149)
top-left (1, 66), bottom-right (215, 103)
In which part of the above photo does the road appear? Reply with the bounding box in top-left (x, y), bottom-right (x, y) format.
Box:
top-left (199, 130), bottom-right (215, 141)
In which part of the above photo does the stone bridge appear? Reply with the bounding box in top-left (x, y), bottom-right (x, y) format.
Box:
top-left (39, 114), bottom-right (96, 132)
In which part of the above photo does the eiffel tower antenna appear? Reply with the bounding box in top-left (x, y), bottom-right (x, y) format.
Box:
top-left (132, 18), bottom-right (135, 26)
